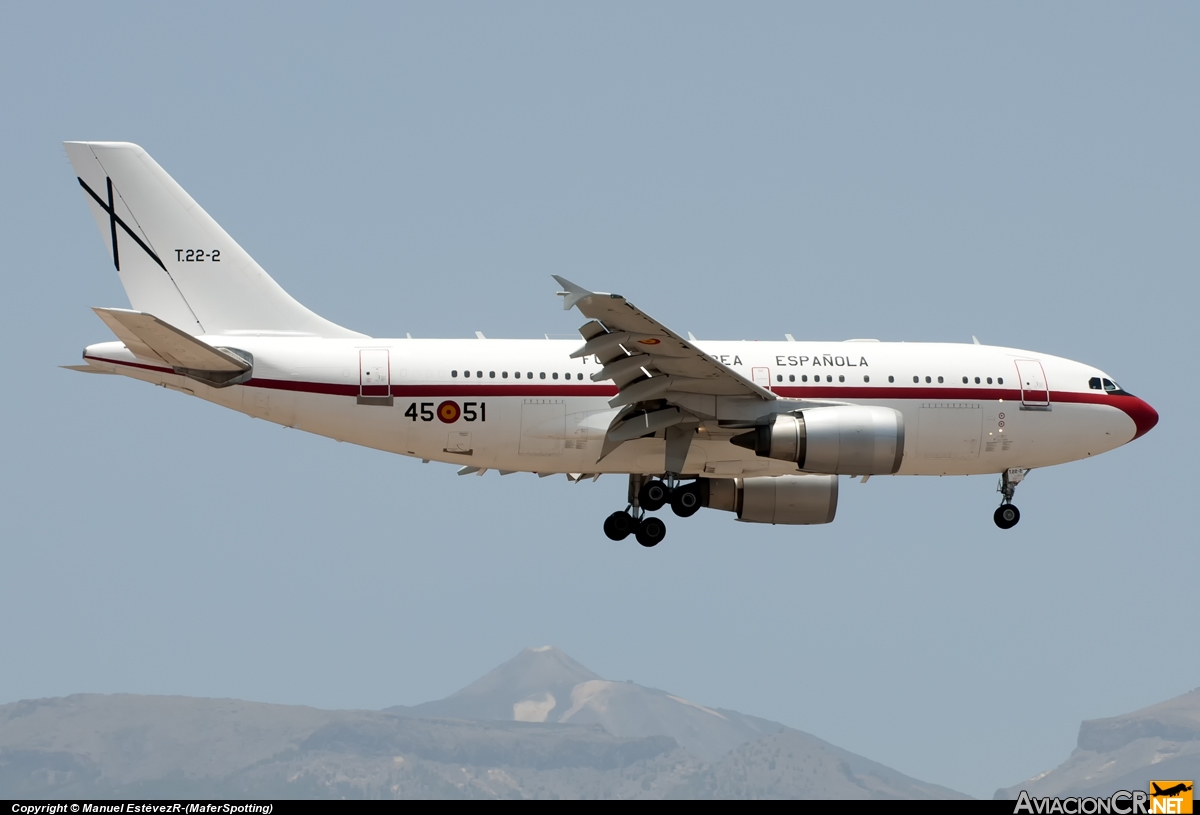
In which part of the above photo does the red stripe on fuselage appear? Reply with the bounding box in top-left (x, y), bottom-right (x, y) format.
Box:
top-left (82, 355), bottom-right (1156, 436)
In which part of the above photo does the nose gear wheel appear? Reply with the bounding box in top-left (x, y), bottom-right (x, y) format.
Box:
top-left (993, 504), bottom-right (1020, 529)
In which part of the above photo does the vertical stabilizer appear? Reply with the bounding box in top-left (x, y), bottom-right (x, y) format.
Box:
top-left (65, 141), bottom-right (364, 338)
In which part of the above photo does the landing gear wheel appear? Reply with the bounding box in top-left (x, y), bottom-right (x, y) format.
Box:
top-left (994, 504), bottom-right (1021, 530)
top-left (670, 483), bottom-right (702, 518)
top-left (635, 516), bottom-right (667, 547)
top-left (639, 480), bottom-right (670, 512)
top-left (603, 511), bottom-right (636, 541)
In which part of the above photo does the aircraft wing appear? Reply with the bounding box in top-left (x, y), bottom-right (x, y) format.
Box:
top-left (554, 276), bottom-right (775, 406)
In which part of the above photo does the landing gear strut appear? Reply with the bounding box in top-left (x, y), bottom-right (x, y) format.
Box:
top-left (994, 468), bottom-right (1029, 530)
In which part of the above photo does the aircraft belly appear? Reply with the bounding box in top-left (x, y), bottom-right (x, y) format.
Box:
top-left (896, 401), bottom-right (1127, 474)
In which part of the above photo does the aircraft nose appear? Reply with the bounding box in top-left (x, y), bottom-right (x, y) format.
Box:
top-left (1125, 397), bottom-right (1159, 441)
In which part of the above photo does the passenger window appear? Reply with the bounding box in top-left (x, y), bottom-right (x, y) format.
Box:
top-left (476, 371), bottom-right (483, 378)
top-left (777, 375), bottom-right (783, 383)
top-left (464, 370), bottom-right (471, 378)
top-left (802, 375), bottom-right (808, 382)
top-left (925, 376), bottom-right (931, 384)
top-left (975, 377), bottom-right (980, 384)
top-left (789, 374), bottom-right (795, 382)
top-left (527, 372), bottom-right (533, 379)
top-left (913, 376), bottom-right (919, 383)
top-left (540, 372), bottom-right (546, 379)
top-left (502, 371), bottom-right (508, 379)
top-left (888, 376), bottom-right (894, 383)
top-left (514, 371), bottom-right (520, 379)
top-left (452, 370), bottom-right (458, 378)
top-left (1089, 377), bottom-right (1102, 390)
top-left (552, 372), bottom-right (559, 380)
top-left (826, 375), bottom-right (833, 382)
top-left (937, 376), bottom-right (943, 384)
top-left (489, 371), bottom-right (495, 378)
top-left (986, 377), bottom-right (993, 384)
top-left (577, 373), bottom-right (583, 380)
top-left (863, 375), bottom-right (869, 383)
top-left (997, 377), bottom-right (1003, 385)
top-left (962, 376), bottom-right (968, 384)
top-left (838, 375), bottom-right (845, 382)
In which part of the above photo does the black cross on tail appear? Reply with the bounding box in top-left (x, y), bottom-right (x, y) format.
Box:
top-left (77, 176), bottom-right (167, 272)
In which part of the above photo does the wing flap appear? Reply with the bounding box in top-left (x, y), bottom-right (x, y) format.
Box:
top-left (554, 275), bottom-right (774, 402)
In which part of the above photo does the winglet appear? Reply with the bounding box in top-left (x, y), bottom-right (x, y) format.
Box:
top-left (553, 275), bottom-right (621, 312)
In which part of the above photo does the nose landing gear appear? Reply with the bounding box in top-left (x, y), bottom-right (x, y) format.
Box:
top-left (994, 468), bottom-right (1029, 529)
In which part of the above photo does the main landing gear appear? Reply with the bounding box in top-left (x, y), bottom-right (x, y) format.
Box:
top-left (994, 468), bottom-right (1029, 530)
top-left (602, 474), bottom-right (703, 547)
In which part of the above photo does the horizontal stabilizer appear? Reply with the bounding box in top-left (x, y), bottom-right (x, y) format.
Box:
top-left (93, 308), bottom-right (251, 385)
top-left (60, 364), bottom-right (114, 375)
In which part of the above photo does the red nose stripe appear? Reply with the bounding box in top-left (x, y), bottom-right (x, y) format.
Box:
top-left (1114, 395), bottom-right (1159, 440)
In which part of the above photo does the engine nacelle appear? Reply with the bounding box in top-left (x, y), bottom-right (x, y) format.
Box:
top-left (702, 475), bottom-right (838, 525)
top-left (730, 405), bottom-right (905, 475)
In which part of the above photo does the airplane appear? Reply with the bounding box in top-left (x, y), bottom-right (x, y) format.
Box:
top-left (1152, 784), bottom-right (1193, 797)
top-left (62, 141), bottom-right (1159, 547)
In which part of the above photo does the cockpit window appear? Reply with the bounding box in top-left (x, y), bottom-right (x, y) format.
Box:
top-left (1091, 376), bottom-right (1133, 396)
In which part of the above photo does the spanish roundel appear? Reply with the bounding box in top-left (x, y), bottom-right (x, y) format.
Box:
top-left (437, 401), bottom-right (461, 423)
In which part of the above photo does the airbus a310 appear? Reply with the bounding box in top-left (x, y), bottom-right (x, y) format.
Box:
top-left (63, 142), bottom-right (1158, 547)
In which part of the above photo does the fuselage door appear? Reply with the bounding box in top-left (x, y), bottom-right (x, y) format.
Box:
top-left (360, 349), bottom-right (391, 397)
top-left (1014, 359), bottom-right (1049, 407)
top-left (752, 367), bottom-right (771, 392)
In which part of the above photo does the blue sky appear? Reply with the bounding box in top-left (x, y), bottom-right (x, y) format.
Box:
top-left (1, 2), bottom-right (1195, 799)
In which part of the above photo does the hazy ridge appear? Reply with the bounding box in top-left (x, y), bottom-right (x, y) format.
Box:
top-left (0, 647), bottom-right (965, 799)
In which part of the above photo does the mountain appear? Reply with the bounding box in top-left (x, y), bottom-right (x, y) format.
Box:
top-left (387, 645), bottom-right (965, 798)
top-left (0, 646), bottom-right (968, 799)
top-left (995, 686), bottom-right (1200, 799)
top-left (390, 646), bottom-right (783, 760)
top-left (401, 646), bottom-right (603, 724)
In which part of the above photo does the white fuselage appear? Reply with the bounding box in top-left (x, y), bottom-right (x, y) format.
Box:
top-left (82, 337), bottom-right (1155, 478)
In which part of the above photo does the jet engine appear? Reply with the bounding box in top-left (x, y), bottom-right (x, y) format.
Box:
top-left (730, 405), bottom-right (905, 475)
top-left (701, 475), bottom-right (838, 525)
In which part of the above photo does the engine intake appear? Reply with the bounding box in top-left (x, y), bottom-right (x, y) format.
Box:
top-left (702, 475), bottom-right (838, 525)
top-left (730, 405), bottom-right (905, 475)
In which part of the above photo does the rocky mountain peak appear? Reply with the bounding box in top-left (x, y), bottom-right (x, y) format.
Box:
top-left (403, 646), bottom-right (602, 724)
